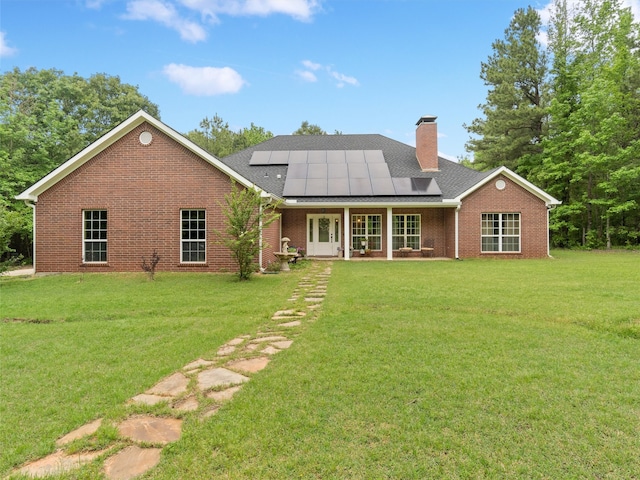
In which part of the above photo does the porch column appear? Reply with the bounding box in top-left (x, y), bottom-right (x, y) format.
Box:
top-left (343, 207), bottom-right (350, 260)
top-left (387, 207), bottom-right (393, 260)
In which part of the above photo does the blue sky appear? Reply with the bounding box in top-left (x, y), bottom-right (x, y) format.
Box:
top-left (2, 0), bottom-right (639, 160)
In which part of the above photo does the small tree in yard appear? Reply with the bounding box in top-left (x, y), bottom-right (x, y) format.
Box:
top-left (217, 182), bottom-right (280, 281)
top-left (141, 249), bottom-right (160, 280)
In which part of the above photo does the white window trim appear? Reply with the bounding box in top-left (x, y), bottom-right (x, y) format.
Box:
top-left (180, 209), bottom-right (207, 264)
top-left (481, 213), bottom-right (521, 253)
top-left (392, 214), bottom-right (421, 250)
top-left (351, 214), bottom-right (382, 251)
top-left (82, 210), bottom-right (108, 263)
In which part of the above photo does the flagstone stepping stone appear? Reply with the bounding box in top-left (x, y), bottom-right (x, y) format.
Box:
top-left (206, 385), bottom-right (242, 402)
top-left (117, 416), bottom-right (182, 444)
top-left (250, 335), bottom-right (288, 343)
top-left (278, 320), bottom-right (301, 327)
top-left (226, 337), bottom-right (246, 346)
top-left (227, 356), bottom-right (270, 373)
top-left (217, 345), bottom-right (236, 356)
top-left (261, 345), bottom-right (281, 355)
top-left (173, 395), bottom-right (199, 412)
top-left (197, 368), bottom-right (249, 390)
top-left (103, 446), bottom-right (161, 480)
top-left (273, 310), bottom-right (306, 317)
top-left (56, 418), bottom-right (102, 446)
top-left (245, 343), bottom-right (259, 351)
top-left (16, 449), bottom-right (108, 478)
top-left (146, 372), bottom-right (188, 397)
top-left (130, 394), bottom-right (169, 406)
top-left (304, 297), bottom-right (324, 302)
top-left (271, 340), bottom-right (293, 350)
top-left (183, 358), bottom-right (215, 371)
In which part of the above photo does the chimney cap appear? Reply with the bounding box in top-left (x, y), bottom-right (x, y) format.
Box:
top-left (416, 115), bottom-right (437, 125)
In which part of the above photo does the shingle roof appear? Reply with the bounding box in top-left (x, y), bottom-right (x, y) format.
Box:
top-left (220, 134), bottom-right (493, 204)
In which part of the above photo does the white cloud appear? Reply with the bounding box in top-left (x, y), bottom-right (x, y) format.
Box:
top-left (296, 70), bottom-right (317, 82)
top-left (124, 0), bottom-right (207, 42)
top-left (0, 32), bottom-right (17, 57)
top-left (329, 70), bottom-right (359, 88)
top-left (302, 59), bottom-right (322, 70)
top-left (163, 63), bottom-right (246, 95)
top-left (296, 60), bottom-right (359, 88)
top-left (180, 0), bottom-right (320, 22)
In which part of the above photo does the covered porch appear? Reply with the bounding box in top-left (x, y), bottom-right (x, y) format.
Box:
top-left (279, 205), bottom-right (458, 261)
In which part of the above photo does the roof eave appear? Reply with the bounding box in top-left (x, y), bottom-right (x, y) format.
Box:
top-left (283, 199), bottom-right (461, 208)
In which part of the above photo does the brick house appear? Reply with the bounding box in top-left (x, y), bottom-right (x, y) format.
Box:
top-left (16, 111), bottom-right (560, 273)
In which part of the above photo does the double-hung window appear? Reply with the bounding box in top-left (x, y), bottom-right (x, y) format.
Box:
top-left (392, 214), bottom-right (421, 250)
top-left (181, 209), bottom-right (206, 263)
top-left (481, 213), bottom-right (520, 252)
top-left (83, 210), bottom-right (107, 263)
top-left (351, 214), bottom-right (382, 250)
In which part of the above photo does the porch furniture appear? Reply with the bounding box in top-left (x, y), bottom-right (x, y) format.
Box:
top-left (399, 247), bottom-right (413, 257)
top-left (421, 239), bottom-right (435, 257)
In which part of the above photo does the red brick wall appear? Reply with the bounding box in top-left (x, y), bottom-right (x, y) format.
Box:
top-left (35, 122), bottom-right (253, 273)
top-left (458, 175), bottom-right (549, 259)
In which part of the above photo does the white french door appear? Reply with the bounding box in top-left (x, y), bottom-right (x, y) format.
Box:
top-left (307, 214), bottom-right (341, 256)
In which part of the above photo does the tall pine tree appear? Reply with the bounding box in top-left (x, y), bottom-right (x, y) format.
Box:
top-left (465, 7), bottom-right (548, 175)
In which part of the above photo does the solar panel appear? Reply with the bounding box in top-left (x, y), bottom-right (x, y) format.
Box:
top-left (371, 177), bottom-right (396, 195)
top-left (308, 151), bottom-right (327, 163)
top-left (327, 150), bottom-right (346, 163)
top-left (287, 163), bottom-right (308, 179)
top-left (349, 177), bottom-right (373, 196)
top-left (272, 149), bottom-right (442, 197)
top-left (348, 163), bottom-right (369, 179)
top-left (249, 151), bottom-right (271, 165)
top-left (289, 151), bottom-right (308, 163)
top-left (269, 151), bottom-right (290, 165)
top-left (328, 178), bottom-right (350, 195)
top-left (306, 178), bottom-right (328, 196)
top-left (364, 150), bottom-right (385, 163)
top-left (327, 163), bottom-right (348, 178)
top-left (307, 163), bottom-right (328, 179)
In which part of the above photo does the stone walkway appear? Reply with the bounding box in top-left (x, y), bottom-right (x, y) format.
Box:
top-left (12, 263), bottom-right (332, 479)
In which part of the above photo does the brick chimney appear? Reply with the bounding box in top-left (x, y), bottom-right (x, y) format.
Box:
top-left (415, 115), bottom-right (439, 171)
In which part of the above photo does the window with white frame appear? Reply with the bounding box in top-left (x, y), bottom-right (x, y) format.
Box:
top-left (181, 209), bottom-right (206, 262)
top-left (83, 210), bottom-right (107, 263)
top-left (392, 214), bottom-right (421, 250)
top-left (481, 213), bottom-right (520, 252)
top-left (351, 214), bottom-right (382, 250)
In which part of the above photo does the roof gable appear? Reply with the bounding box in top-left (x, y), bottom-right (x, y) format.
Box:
top-left (454, 166), bottom-right (561, 207)
top-left (16, 111), bottom-right (259, 202)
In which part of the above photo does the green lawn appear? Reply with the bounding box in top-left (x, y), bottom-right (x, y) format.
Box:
top-left (1, 251), bottom-right (639, 478)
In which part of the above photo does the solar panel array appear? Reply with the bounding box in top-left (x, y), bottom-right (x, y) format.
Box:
top-left (250, 150), bottom-right (441, 197)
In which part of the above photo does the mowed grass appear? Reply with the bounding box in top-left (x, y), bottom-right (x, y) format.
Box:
top-left (0, 270), bottom-right (301, 475)
top-left (2, 251), bottom-right (639, 478)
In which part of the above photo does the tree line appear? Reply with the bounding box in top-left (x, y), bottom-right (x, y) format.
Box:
top-left (466, 0), bottom-right (640, 248)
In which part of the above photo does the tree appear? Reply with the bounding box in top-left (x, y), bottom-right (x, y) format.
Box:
top-left (465, 7), bottom-right (548, 175)
top-left (0, 67), bottom-right (160, 259)
top-left (539, 0), bottom-right (640, 247)
top-left (217, 182), bottom-right (280, 280)
top-left (292, 121), bottom-right (326, 135)
top-left (185, 115), bottom-right (273, 157)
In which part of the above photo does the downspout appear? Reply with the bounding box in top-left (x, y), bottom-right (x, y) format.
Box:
top-left (455, 205), bottom-right (460, 259)
top-left (344, 207), bottom-right (350, 260)
top-left (387, 207), bottom-right (393, 260)
top-left (258, 202), bottom-right (264, 270)
top-left (24, 200), bottom-right (36, 271)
